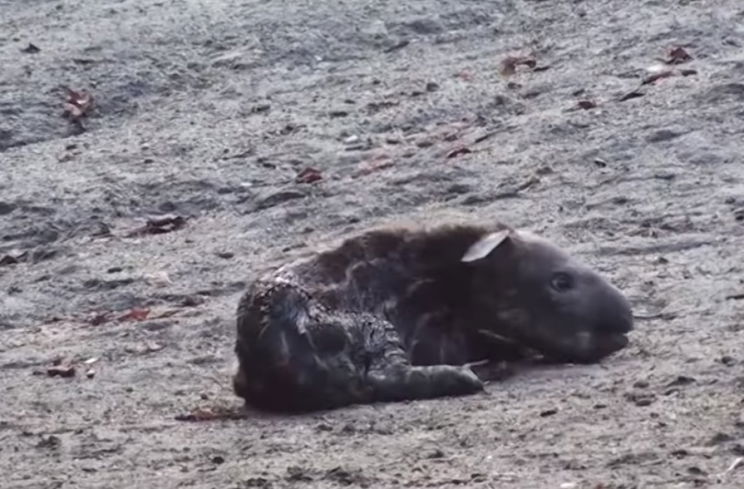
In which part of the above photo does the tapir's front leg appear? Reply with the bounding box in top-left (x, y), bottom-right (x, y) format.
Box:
top-left (357, 315), bottom-right (484, 403)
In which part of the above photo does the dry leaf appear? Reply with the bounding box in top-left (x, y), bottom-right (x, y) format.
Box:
top-left (446, 146), bottom-right (472, 158)
top-left (499, 55), bottom-right (537, 77)
top-left (576, 100), bottom-right (598, 110)
top-left (126, 214), bottom-right (186, 237)
top-left (62, 87), bottom-right (93, 121)
top-left (295, 167), bottom-right (323, 184)
top-left (354, 154), bottom-right (394, 177)
top-left (119, 308), bottom-right (150, 321)
top-left (89, 312), bottom-right (112, 326)
top-left (47, 365), bottom-right (76, 378)
top-left (666, 46), bottom-right (692, 64)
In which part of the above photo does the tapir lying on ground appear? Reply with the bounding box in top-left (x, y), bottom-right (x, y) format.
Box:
top-left (232, 221), bottom-right (634, 412)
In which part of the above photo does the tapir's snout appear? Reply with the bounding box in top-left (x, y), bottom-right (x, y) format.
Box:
top-left (595, 281), bottom-right (634, 335)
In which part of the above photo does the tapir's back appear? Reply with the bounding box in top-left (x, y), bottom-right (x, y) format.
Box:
top-left (285, 224), bottom-right (490, 316)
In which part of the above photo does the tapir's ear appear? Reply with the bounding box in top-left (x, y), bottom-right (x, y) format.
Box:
top-left (461, 229), bottom-right (513, 263)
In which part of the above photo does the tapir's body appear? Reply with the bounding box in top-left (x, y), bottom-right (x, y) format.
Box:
top-left (232, 222), bottom-right (634, 412)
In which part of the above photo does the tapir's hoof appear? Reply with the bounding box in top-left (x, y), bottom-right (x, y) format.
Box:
top-left (437, 365), bottom-right (484, 395)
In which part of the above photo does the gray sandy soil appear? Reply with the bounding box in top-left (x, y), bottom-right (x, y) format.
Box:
top-left (1, 0), bottom-right (744, 487)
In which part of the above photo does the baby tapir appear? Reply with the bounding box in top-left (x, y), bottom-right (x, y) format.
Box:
top-left (232, 222), bottom-right (634, 412)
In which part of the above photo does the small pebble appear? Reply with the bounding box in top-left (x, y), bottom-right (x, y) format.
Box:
top-left (708, 432), bottom-right (733, 445)
top-left (687, 466), bottom-right (706, 475)
top-left (667, 375), bottom-right (695, 386)
top-left (721, 356), bottom-right (736, 366)
top-left (626, 391), bottom-right (656, 406)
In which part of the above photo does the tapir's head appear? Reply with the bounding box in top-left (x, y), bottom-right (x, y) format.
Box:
top-left (462, 226), bottom-right (634, 363)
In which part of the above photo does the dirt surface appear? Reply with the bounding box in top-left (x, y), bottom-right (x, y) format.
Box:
top-left (2, 0), bottom-right (744, 487)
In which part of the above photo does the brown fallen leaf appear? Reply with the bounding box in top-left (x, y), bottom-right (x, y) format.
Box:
top-left (88, 312), bottom-right (112, 326)
top-left (499, 55), bottom-right (537, 77)
top-left (47, 365), bottom-right (76, 378)
top-left (446, 146), bottom-right (472, 158)
top-left (354, 154), bottom-right (394, 177)
top-left (126, 214), bottom-right (187, 237)
top-left (666, 46), bottom-right (692, 65)
top-left (576, 99), bottom-right (598, 110)
top-left (62, 87), bottom-right (94, 121)
top-left (118, 307), bottom-right (150, 322)
top-left (295, 167), bottom-right (323, 184)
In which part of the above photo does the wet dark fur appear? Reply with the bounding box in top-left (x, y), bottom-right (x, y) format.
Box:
top-left (233, 222), bottom-right (633, 412)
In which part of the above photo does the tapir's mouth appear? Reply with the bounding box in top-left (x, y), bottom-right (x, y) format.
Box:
top-left (477, 328), bottom-right (630, 365)
top-left (534, 331), bottom-right (630, 365)
top-left (596, 331), bottom-right (629, 352)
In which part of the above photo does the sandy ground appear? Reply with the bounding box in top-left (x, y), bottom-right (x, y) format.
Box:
top-left (2, 0), bottom-right (744, 487)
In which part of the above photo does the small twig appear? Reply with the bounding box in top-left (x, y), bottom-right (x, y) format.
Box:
top-left (632, 312), bottom-right (678, 321)
top-left (477, 329), bottom-right (519, 345)
top-left (717, 457), bottom-right (744, 481)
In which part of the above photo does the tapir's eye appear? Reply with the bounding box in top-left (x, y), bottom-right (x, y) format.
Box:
top-left (550, 272), bottom-right (574, 292)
